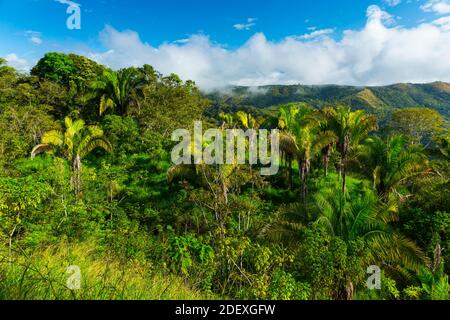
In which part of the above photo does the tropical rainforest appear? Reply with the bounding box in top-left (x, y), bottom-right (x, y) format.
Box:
top-left (0, 52), bottom-right (449, 300)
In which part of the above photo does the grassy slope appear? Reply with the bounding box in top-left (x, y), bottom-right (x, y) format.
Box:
top-left (0, 241), bottom-right (213, 300)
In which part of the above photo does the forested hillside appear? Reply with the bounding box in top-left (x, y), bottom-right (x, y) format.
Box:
top-left (0, 53), bottom-right (449, 300)
top-left (207, 83), bottom-right (450, 121)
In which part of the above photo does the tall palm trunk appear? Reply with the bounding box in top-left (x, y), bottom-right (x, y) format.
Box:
top-left (72, 154), bottom-right (82, 198)
top-left (342, 166), bottom-right (347, 194)
top-left (282, 154), bottom-right (293, 189)
top-left (299, 159), bottom-right (308, 199)
top-left (322, 144), bottom-right (332, 177)
top-left (341, 136), bottom-right (349, 194)
top-left (288, 158), bottom-right (293, 189)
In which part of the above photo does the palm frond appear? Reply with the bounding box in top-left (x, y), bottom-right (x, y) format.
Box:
top-left (30, 143), bottom-right (52, 158)
top-left (368, 233), bottom-right (429, 272)
top-left (100, 95), bottom-right (115, 115)
top-left (41, 130), bottom-right (64, 146)
top-left (78, 137), bottom-right (112, 158)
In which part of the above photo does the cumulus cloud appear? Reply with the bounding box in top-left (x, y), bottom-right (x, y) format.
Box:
top-left (421, 0), bottom-right (450, 14)
top-left (87, 5), bottom-right (450, 90)
top-left (233, 18), bottom-right (257, 31)
top-left (366, 4), bottom-right (396, 25)
top-left (5, 54), bottom-right (30, 71)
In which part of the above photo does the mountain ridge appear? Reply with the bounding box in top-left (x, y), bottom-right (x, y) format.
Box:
top-left (207, 81), bottom-right (450, 119)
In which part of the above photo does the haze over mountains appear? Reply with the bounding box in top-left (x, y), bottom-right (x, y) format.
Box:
top-left (208, 81), bottom-right (450, 119)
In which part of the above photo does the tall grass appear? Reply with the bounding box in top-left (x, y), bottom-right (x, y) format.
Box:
top-left (0, 241), bottom-right (211, 300)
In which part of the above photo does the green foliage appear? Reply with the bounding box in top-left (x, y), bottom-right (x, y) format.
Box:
top-left (207, 83), bottom-right (450, 119)
top-left (0, 176), bottom-right (51, 256)
top-left (95, 67), bottom-right (146, 116)
top-left (296, 225), bottom-right (367, 299)
top-left (137, 73), bottom-right (210, 137)
top-left (167, 235), bottom-right (214, 276)
top-left (267, 270), bottom-right (311, 300)
top-left (0, 58), bottom-right (15, 76)
top-left (358, 134), bottom-right (428, 198)
top-left (0, 53), bottom-right (448, 301)
top-left (389, 108), bottom-right (444, 145)
top-left (31, 117), bottom-right (112, 197)
top-left (31, 53), bottom-right (76, 85)
top-left (67, 53), bottom-right (105, 87)
top-left (323, 105), bottom-right (377, 193)
top-left (31, 53), bottom-right (104, 88)
top-left (0, 104), bottom-right (56, 172)
top-left (403, 286), bottom-right (423, 300)
top-left (101, 115), bottom-right (141, 158)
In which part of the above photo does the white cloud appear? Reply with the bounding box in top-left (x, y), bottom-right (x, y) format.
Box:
top-left (294, 28), bottom-right (335, 40)
top-left (173, 38), bottom-right (190, 44)
top-left (234, 18), bottom-right (257, 31)
top-left (30, 37), bottom-right (43, 45)
top-left (384, 0), bottom-right (402, 6)
top-left (77, 5), bottom-right (450, 90)
top-left (432, 15), bottom-right (450, 30)
top-left (24, 31), bottom-right (42, 45)
top-left (4, 54), bottom-right (30, 72)
top-left (366, 5), bottom-right (396, 25)
top-left (421, 0), bottom-right (450, 14)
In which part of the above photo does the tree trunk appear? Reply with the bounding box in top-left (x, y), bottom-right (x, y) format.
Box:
top-left (345, 281), bottom-right (354, 300)
top-left (9, 222), bottom-right (18, 264)
top-left (72, 155), bottom-right (82, 198)
top-left (288, 158), bottom-right (293, 189)
top-left (300, 160), bottom-right (307, 199)
top-left (323, 144), bottom-right (331, 177)
top-left (221, 179), bottom-right (228, 205)
top-left (342, 169), bottom-right (346, 194)
top-left (341, 136), bottom-right (349, 195)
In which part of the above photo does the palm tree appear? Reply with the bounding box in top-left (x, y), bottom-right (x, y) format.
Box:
top-left (418, 244), bottom-right (450, 300)
top-left (168, 128), bottom-right (241, 237)
top-left (314, 185), bottom-right (428, 298)
top-left (278, 105), bottom-right (299, 188)
top-left (260, 182), bottom-right (429, 299)
top-left (278, 104), bottom-right (334, 197)
top-left (233, 111), bottom-right (262, 191)
top-left (95, 68), bottom-right (145, 116)
top-left (219, 111), bottom-right (260, 131)
top-left (31, 117), bottom-right (112, 197)
top-left (317, 109), bottom-right (338, 177)
top-left (235, 111), bottom-right (260, 130)
top-left (324, 106), bottom-right (377, 194)
top-left (219, 112), bottom-right (235, 129)
top-left (358, 135), bottom-right (428, 200)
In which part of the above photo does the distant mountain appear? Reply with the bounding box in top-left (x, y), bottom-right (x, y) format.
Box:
top-left (206, 82), bottom-right (450, 119)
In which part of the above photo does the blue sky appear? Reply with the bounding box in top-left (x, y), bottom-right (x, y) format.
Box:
top-left (0, 0), bottom-right (430, 49)
top-left (1, 0), bottom-right (450, 88)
